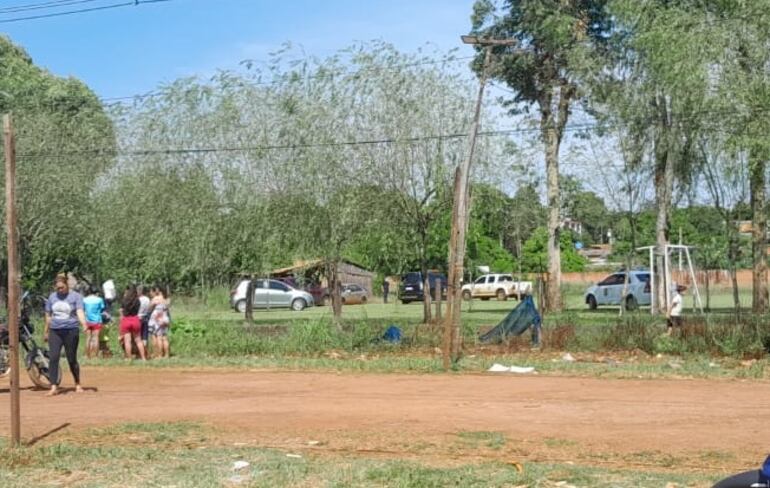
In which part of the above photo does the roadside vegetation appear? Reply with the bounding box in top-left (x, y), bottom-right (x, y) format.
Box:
top-left (0, 422), bottom-right (721, 487)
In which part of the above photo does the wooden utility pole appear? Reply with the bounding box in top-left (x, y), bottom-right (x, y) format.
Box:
top-left (443, 37), bottom-right (515, 369)
top-left (4, 114), bottom-right (20, 446)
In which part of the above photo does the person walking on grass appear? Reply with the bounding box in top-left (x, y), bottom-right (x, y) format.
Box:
top-left (149, 286), bottom-right (171, 359)
top-left (82, 286), bottom-right (105, 359)
top-left (120, 285), bottom-right (146, 361)
top-left (44, 275), bottom-right (87, 396)
top-left (666, 284), bottom-right (687, 335)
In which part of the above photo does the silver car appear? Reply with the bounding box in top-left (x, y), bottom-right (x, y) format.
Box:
top-left (230, 279), bottom-right (314, 312)
top-left (340, 283), bottom-right (368, 305)
top-left (584, 270), bottom-right (651, 310)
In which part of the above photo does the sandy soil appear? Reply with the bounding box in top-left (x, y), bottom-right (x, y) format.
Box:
top-left (1, 367), bottom-right (767, 472)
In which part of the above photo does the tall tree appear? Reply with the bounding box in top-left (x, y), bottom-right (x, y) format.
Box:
top-left (470, 0), bottom-right (611, 311)
top-left (0, 35), bottom-right (115, 288)
top-left (598, 1), bottom-right (721, 313)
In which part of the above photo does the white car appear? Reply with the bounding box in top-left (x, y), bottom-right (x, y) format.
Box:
top-left (230, 279), bottom-right (314, 312)
top-left (461, 273), bottom-right (532, 301)
top-left (584, 271), bottom-right (651, 310)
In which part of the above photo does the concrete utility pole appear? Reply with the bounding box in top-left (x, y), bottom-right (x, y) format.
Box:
top-left (4, 114), bottom-right (20, 446)
top-left (443, 36), bottom-right (515, 370)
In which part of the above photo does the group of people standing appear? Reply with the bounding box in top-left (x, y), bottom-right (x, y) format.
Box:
top-left (43, 275), bottom-right (172, 396)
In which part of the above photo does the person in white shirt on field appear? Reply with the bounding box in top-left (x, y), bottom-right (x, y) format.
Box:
top-left (667, 284), bottom-right (687, 335)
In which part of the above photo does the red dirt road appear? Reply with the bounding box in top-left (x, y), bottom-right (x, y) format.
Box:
top-left (1, 368), bottom-right (768, 470)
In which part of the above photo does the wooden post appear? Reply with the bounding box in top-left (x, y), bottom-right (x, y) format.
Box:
top-left (443, 46), bottom-right (493, 369)
top-left (4, 114), bottom-right (20, 446)
top-left (245, 274), bottom-right (254, 324)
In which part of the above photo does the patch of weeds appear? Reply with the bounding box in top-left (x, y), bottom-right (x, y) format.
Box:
top-left (544, 437), bottom-right (578, 449)
top-left (456, 431), bottom-right (507, 450)
top-left (625, 450), bottom-right (682, 469)
top-left (699, 450), bottom-right (737, 464)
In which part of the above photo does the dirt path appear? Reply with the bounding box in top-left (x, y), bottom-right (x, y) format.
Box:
top-left (1, 368), bottom-right (768, 471)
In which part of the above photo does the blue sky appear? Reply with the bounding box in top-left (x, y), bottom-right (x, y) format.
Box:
top-left (2, 0), bottom-right (478, 99)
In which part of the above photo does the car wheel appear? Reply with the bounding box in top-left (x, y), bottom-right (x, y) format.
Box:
top-left (587, 295), bottom-right (597, 310)
top-left (625, 295), bottom-right (638, 311)
top-left (235, 300), bottom-right (246, 313)
top-left (291, 298), bottom-right (307, 311)
top-left (361, 296), bottom-right (367, 304)
top-left (462, 290), bottom-right (472, 301)
top-left (496, 289), bottom-right (507, 301)
top-left (341, 297), bottom-right (346, 305)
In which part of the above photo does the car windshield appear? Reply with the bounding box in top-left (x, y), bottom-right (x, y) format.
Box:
top-left (403, 272), bottom-right (421, 283)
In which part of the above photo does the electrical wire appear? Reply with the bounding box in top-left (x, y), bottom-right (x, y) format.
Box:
top-left (0, 0), bottom-right (102, 14)
top-left (0, 0), bottom-right (172, 23)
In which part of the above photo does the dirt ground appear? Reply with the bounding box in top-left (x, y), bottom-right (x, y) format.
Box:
top-left (1, 367), bottom-right (768, 473)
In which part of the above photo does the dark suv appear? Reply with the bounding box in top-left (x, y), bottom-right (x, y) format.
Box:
top-left (398, 271), bottom-right (448, 304)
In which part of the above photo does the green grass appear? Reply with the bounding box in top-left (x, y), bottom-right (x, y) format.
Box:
top-left (0, 422), bottom-right (721, 487)
top-left (26, 286), bottom-right (770, 379)
top-left (456, 431), bottom-right (507, 450)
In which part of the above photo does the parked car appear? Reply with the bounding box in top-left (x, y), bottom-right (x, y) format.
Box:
top-left (398, 271), bottom-right (447, 304)
top-left (461, 273), bottom-right (532, 301)
top-left (305, 283), bottom-right (330, 306)
top-left (230, 279), bottom-right (314, 312)
top-left (340, 283), bottom-right (368, 305)
top-left (584, 270), bottom-right (651, 310)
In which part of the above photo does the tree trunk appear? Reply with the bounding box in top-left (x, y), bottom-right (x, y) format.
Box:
top-left (730, 266), bottom-right (741, 315)
top-left (750, 152), bottom-right (768, 313)
top-left (653, 96), bottom-right (674, 316)
top-left (545, 134), bottom-right (562, 313)
top-left (727, 224), bottom-right (742, 315)
top-left (541, 95), bottom-right (563, 313)
top-left (619, 256), bottom-right (631, 317)
top-left (704, 270), bottom-right (710, 313)
top-left (327, 261), bottom-right (343, 325)
top-left (245, 275), bottom-right (255, 324)
top-left (422, 271), bottom-right (432, 324)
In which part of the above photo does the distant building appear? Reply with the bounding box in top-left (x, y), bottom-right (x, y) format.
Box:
top-left (560, 218), bottom-right (583, 235)
top-left (271, 259), bottom-right (375, 292)
top-left (578, 244), bottom-right (614, 269)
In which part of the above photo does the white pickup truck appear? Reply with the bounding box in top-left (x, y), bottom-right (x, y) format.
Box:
top-left (461, 273), bottom-right (533, 301)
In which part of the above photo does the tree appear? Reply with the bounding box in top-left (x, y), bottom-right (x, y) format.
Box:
top-left (598, 1), bottom-right (722, 313)
top-left (0, 35), bottom-right (115, 289)
top-left (699, 140), bottom-right (748, 313)
top-left (559, 175), bottom-right (609, 244)
top-left (712, 1), bottom-right (770, 312)
top-left (470, 0), bottom-right (612, 311)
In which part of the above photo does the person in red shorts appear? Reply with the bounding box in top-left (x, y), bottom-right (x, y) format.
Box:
top-left (120, 285), bottom-right (146, 361)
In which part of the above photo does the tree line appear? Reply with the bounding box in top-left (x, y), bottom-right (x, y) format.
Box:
top-left (1, 0), bottom-right (769, 320)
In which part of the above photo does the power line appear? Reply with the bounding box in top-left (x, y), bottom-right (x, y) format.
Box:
top-left (9, 122), bottom-right (648, 160)
top-left (0, 0), bottom-right (172, 23)
top-left (0, 0), bottom-right (102, 14)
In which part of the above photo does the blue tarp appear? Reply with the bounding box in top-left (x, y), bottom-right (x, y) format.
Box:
top-left (382, 325), bottom-right (402, 343)
top-left (478, 295), bottom-right (541, 346)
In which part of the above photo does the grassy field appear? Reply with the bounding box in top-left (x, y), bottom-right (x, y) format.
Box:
top-left (0, 422), bottom-right (721, 488)
top-left (53, 285), bottom-right (767, 380)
